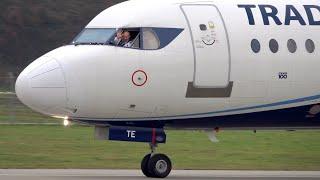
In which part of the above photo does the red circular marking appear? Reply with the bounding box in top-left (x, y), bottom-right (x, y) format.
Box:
top-left (132, 70), bottom-right (148, 87)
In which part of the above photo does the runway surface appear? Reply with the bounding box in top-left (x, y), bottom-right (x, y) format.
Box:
top-left (1, 169), bottom-right (320, 180)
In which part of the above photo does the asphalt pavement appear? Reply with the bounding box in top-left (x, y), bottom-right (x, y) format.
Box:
top-left (1, 170), bottom-right (320, 180)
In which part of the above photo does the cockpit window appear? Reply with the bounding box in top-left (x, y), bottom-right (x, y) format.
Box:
top-left (109, 28), bottom-right (140, 48)
top-left (71, 27), bottom-right (183, 50)
top-left (72, 28), bottom-right (116, 45)
top-left (151, 28), bottom-right (184, 49)
top-left (142, 28), bottom-right (160, 50)
top-left (132, 32), bottom-right (140, 49)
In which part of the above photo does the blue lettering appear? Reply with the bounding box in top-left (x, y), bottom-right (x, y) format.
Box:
top-left (259, 5), bottom-right (282, 25)
top-left (304, 5), bottom-right (320, 25)
top-left (285, 5), bottom-right (306, 25)
top-left (238, 4), bottom-right (320, 26)
top-left (238, 4), bottom-right (256, 25)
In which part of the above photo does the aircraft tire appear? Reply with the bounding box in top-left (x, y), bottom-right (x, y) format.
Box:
top-left (141, 154), bottom-right (155, 177)
top-left (147, 154), bottom-right (172, 178)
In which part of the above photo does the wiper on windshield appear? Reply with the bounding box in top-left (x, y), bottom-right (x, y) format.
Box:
top-left (73, 42), bottom-right (105, 46)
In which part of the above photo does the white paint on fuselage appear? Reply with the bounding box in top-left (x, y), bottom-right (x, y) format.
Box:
top-left (16, 0), bottom-right (320, 121)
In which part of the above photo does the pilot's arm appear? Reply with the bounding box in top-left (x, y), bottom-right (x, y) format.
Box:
top-left (124, 41), bottom-right (133, 48)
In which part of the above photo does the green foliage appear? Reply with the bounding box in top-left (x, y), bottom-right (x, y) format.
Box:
top-left (0, 0), bottom-right (124, 73)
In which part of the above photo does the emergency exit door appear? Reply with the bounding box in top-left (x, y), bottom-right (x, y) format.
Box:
top-left (181, 5), bottom-right (230, 88)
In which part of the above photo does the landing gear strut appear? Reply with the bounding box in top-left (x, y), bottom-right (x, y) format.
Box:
top-left (141, 143), bottom-right (172, 178)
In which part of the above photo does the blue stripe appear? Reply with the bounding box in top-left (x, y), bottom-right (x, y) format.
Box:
top-left (71, 94), bottom-right (320, 121)
top-left (206, 94), bottom-right (320, 114)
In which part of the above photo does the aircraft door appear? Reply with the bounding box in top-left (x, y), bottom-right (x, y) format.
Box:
top-left (181, 5), bottom-right (230, 88)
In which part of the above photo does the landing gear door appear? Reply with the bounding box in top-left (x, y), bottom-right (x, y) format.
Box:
top-left (181, 5), bottom-right (230, 88)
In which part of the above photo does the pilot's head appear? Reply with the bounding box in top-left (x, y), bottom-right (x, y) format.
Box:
top-left (122, 31), bottom-right (131, 42)
top-left (116, 29), bottom-right (123, 39)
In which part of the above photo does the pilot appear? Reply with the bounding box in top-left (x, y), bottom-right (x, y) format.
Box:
top-left (120, 31), bottom-right (133, 47)
top-left (113, 29), bottom-right (123, 46)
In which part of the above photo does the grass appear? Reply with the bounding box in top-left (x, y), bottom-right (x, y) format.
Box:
top-left (0, 94), bottom-right (57, 123)
top-left (0, 94), bottom-right (320, 170)
top-left (0, 125), bottom-right (320, 170)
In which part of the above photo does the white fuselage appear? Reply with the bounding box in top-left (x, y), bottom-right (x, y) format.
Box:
top-left (16, 0), bottom-right (320, 125)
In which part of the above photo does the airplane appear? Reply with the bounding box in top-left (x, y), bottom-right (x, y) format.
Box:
top-left (15, 0), bottom-right (320, 178)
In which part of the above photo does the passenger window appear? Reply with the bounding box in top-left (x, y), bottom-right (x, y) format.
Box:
top-left (269, 39), bottom-right (279, 53)
top-left (142, 28), bottom-right (160, 50)
top-left (305, 39), bottom-right (315, 53)
top-left (251, 39), bottom-right (261, 53)
top-left (287, 39), bottom-right (297, 53)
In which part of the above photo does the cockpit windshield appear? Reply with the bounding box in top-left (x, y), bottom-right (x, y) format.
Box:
top-left (71, 27), bottom-right (183, 49)
top-left (72, 28), bottom-right (116, 45)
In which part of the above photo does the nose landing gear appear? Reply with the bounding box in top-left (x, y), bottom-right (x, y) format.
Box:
top-left (141, 143), bottom-right (172, 178)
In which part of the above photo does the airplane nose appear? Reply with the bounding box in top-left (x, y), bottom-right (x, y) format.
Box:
top-left (15, 56), bottom-right (67, 116)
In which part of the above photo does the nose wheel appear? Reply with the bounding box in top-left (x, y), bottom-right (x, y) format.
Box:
top-left (141, 144), bottom-right (172, 178)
